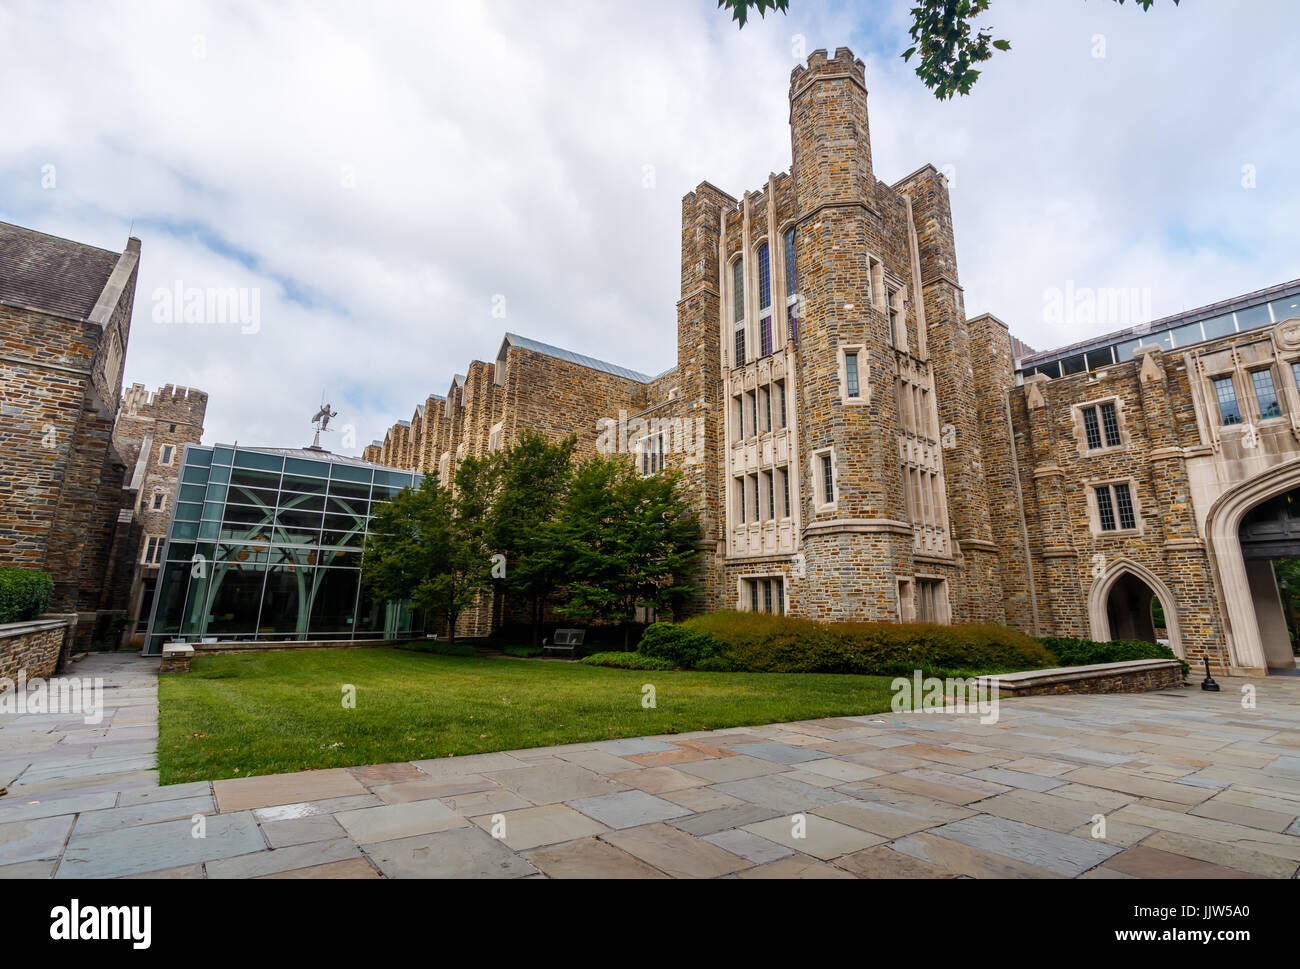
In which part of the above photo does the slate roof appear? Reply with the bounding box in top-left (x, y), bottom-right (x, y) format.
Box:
top-left (501, 332), bottom-right (653, 383)
top-left (0, 222), bottom-right (123, 320)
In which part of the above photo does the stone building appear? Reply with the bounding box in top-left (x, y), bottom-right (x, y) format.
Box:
top-left (0, 222), bottom-right (141, 649)
top-left (108, 382), bottom-right (208, 648)
top-left (366, 48), bottom-right (1300, 676)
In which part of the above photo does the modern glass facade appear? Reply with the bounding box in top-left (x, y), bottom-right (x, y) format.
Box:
top-left (143, 444), bottom-right (423, 655)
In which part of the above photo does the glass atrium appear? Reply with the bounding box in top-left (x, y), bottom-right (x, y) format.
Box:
top-left (143, 444), bottom-right (422, 655)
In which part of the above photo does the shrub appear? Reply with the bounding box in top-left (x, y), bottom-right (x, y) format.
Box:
top-left (503, 645), bottom-right (543, 658)
top-left (395, 639), bottom-right (478, 657)
top-left (1039, 636), bottom-right (1189, 677)
top-left (580, 651), bottom-right (676, 671)
top-left (0, 568), bottom-right (54, 624)
top-left (636, 622), bottom-right (723, 669)
top-left (682, 611), bottom-right (1054, 676)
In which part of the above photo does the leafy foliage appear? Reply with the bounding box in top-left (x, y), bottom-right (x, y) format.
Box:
top-left (361, 465), bottom-right (498, 643)
top-left (1039, 635), bottom-right (1189, 676)
top-left (636, 621), bottom-right (724, 669)
top-left (489, 431), bottom-right (576, 646)
top-left (0, 568), bottom-right (55, 624)
top-left (580, 651), bottom-right (677, 671)
top-left (554, 457), bottom-right (701, 648)
top-left (363, 438), bottom-right (701, 646)
top-left (717, 0), bottom-right (789, 29)
top-left (682, 611), bottom-right (1054, 675)
top-left (720, 0), bottom-right (1177, 100)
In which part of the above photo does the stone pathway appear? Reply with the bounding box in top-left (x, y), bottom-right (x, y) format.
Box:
top-left (3, 654), bottom-right (1300, 878)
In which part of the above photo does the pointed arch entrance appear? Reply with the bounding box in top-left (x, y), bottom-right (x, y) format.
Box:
top-left (1206, 457), bottom-right (1300, 673)
top-left (1088, 558), bottom-right (1184, 659)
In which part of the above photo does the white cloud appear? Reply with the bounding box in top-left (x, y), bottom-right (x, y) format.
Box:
top-left (1, 0), bottom-right (1295, 449)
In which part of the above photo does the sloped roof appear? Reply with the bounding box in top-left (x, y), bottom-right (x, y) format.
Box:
top-left (501, 332), bottom-right (653, 383)
top-left (0, 222), bottom-right (124, 320)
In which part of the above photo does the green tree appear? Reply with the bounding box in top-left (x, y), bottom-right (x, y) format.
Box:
top-left (555, 457), bottom-right (702, 649)
top-left (719, 0), bottom-right (1178, 100)
top-left (362, 457), bottom-right (500, 643)
top-left (490, 431), bottom-right (578, 648)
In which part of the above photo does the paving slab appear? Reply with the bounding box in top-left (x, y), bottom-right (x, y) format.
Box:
top-left (710, 774), bottom-right (852, 814)
top-left (611, 766), bottom-right (712, 795)
top-left (492, 763), bottom-right (628, 805)
top-left (702, 828), bottom-right (794, 864)
top-left (675, 754), bottom-right (789, 783)
top-left (590, 738), bottom-right (680, 756)
top-left (260, 815), bottom-right (348, 848)
top-left (920, 814), bottom-right (1122, 877)
top-left (370, 775), bottom-right (497, 804)
top-left (732, 854), bottom-right (856, 879)
top-left (214, 768), bottom-right (368, 813)
top-left (669, 803), bottom-right (780, 837)
top-left (0, 815), bottom-right (74, 866)
top-left (834, 845), bottom-right (960, 878)
top-left (56, 812), bottom-right (264, 879)
top-left (438, 788), bottom-right (532, 816)
top-left (0, 791), bottom-right (117, 823)
top-left (566, 790), bottom-right (691, 829)
top-left (1099, 845), bottom-right (1261, 879)
top-left (740, 814), bottom-right (885, 860)
top-left (206, 837), bottom-right (362, 879)
top-left (409, 752), bottom-right (532, 779)
top-left (365, 826), bottom-right (538, 878)
top-left (600, 822), bottom-right (751, 878)
top-left (472, 803), bottom-right (608, 851)
top-left (722, 741), bottom-right (829, 765)
top-left (259, 858), bottom-right (380, 879)
top-left (525, 836), bottom-right (668, 878)
top-left (334, 799), bottom-right (466, 844)
top-left (72, 794), bottom-right (216, 836)
top-left (251, 794), bottom-right (381, 821)
top-left (889, 832), bottom-right (1064, 878)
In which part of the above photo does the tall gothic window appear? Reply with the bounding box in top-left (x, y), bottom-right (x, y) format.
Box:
top-left (732, 258), bottom-right (746, 366)
top-left (758, 243), bottom-right (773, 357)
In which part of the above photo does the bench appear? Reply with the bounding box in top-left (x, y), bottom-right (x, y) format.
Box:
top-left (542, 628), bottom-right (585, 659)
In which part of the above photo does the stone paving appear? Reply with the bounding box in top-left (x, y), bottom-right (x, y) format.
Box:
top-left (2, 653), bottom-right (1300, 878)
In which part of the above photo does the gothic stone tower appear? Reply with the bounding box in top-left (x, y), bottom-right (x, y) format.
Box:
top-left (685, 47), bottom-right (1006, 624)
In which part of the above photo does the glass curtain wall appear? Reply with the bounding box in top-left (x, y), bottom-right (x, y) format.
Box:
top-left (143, 445), bottom-right (422, 655)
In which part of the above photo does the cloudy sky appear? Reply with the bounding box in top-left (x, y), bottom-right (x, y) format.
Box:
top-left (2, 0), bottom-right (1296, 452)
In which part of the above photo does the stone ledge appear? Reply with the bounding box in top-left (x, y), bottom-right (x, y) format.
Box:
top-left (0, 618), bottom-right (71, 640)
top-left (978, 658), bottom-right (1185, 697)
top-left (182, 638), bottom-right (409, 655)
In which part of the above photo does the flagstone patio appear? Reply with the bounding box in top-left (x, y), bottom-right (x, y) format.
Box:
top-left (2, 652), bottom-right (1300, 878)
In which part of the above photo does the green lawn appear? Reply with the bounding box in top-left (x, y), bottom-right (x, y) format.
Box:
top-left (157, 648), bottom-right (901, 784)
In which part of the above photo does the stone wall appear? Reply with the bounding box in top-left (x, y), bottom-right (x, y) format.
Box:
top-left (0, 619), bottom-right (71, 685)
top-left (0, 239), bottom-right (139, 650)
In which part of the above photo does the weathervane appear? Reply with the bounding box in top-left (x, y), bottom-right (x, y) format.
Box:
top-left (309, 402), bottom-right (338, 450)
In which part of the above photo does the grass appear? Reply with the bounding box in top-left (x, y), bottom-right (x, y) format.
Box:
top-left (157, 648), bottom-right (900, 785)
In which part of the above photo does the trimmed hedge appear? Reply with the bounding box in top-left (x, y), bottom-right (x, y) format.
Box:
top-left (1039, 636), bottom-right (1189, 676)
top-left (636, 623), bottom-right (721, 669)
top-left (581, 651), bottom-right (676, 671)
top-left (679, 611), bottom-right (1054, 676)
top-left (0, 568), bottom-right (54, 624)
top-left (503, 645), bottom-right (543, 658)
top-left (395, 639), bottom-right (479, 657)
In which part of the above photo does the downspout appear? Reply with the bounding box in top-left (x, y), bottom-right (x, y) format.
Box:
top-left (1004, 387), bottom-right (1040, 635)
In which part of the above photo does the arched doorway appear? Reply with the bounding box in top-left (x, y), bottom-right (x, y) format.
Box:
top-left (1088, 559), bottom-right (1184, 659)
top-left (1206, 458), bottom-right (1300, 673)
